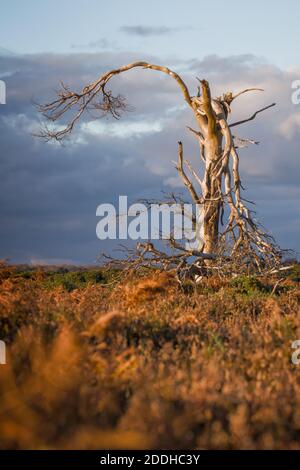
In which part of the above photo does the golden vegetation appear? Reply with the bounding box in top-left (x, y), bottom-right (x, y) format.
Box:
top-left (1, 263), bottom-right (300, 449)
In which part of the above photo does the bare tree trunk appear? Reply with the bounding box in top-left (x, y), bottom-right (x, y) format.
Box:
top-left (203, 193), bottom-right (221, 253)
top-left (192, 81), bottom-right (223, 254)
top-left (202, 138), bottom-right (222, 253)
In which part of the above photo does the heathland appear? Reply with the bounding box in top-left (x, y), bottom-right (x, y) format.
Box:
top-left (1, 262), bottom-right (300, 449)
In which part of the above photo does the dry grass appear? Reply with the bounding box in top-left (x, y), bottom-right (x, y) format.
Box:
top-left (1, 263), bottom-right (300, 449)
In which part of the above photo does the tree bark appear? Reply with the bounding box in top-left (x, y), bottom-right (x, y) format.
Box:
top-left (192, 80), bottom-right (223, 254)
top-left (202, 141), bottom-right (222, 254)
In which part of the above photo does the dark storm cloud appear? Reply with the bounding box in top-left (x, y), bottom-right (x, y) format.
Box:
top-left (0, 50), bottom-right (185, 263)
top-left (0, 50), bottom-right (299, 263)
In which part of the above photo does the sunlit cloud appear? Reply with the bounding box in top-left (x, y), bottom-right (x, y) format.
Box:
top-left (81, 119), bottom-right (164, 139)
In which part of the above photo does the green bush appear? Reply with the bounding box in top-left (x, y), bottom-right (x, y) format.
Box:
top-left (229, 275), bottom-right (269, 296)
top-left (43, 269), bottom-right (114, 291)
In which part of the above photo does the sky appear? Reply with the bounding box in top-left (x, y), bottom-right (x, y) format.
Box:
top-left (0, 0), bottom-right (300, 264)
top-left (1, 0), bottom-right (300, 68)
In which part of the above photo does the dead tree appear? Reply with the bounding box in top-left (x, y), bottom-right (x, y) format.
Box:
top-left (37, 61), bottom-right (282, 273)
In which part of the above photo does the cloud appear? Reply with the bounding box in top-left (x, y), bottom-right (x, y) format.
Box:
top-left (119, 25), bottom-right (185, 37)
top-left (71, 38), bottom-right (118, 51)
top-left (0, 47), bottom-right (16, 57)
top-left (0, 50), bottom-right (300, 263)
top-left (81, 119), bottom-right (164, 139)
top-left (277, 113), bottom-right (300, 139)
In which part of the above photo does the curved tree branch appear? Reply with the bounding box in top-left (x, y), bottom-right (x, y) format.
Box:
top-left (224, 87), bottom-right (264, 104)
top-left (36, 61), bottom-right (192, 141)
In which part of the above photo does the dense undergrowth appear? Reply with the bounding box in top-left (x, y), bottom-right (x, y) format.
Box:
top-left (1, 262), bottom-right (300, 449)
